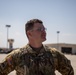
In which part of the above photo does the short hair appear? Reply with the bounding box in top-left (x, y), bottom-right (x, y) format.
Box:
top-left (25, 19), bottom-right (43, 33)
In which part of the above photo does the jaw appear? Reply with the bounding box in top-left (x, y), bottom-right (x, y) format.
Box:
top-left (41, 34), bottom-right (46, 42)
top-left (40, 37), bottom-right (46, 43)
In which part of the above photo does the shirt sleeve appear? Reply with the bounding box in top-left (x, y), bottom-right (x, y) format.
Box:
top-left (53, 49), bottom-right (74, 75)
top-left (0, 49), bottom-right (20, 75)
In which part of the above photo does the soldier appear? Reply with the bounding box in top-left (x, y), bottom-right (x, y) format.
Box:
top-left (0, 19), bottom-right (74, 75)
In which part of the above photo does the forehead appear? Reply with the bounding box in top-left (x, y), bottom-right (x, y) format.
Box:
top-left (33, 23), bottom-right (44, 28)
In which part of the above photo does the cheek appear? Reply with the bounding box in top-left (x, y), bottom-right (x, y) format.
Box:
top-left (34, 34), bottom-right (41, 39)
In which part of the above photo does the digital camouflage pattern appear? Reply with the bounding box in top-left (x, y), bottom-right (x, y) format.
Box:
top-left (0, 44), bottom-right (74, 75)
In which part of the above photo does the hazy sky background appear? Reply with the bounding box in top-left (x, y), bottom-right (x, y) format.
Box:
top-left (0, 0), bottom-right (76, 48)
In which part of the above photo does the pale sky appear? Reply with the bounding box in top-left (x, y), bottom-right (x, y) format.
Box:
top-left (0, 0), bottom-right (76, 48)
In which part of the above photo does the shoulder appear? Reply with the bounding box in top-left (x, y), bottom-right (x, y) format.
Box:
top-left (44, 45), bottom-right (60, 54)
top-left (44, 45), bottom-right (70, 63)
top-left (5, 45), bottom-right (28, 62)
top-left (44, 45), bottom-right (67, 60)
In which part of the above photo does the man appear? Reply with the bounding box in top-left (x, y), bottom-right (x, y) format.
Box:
top-left (0, 19), bottom-right (74, 75)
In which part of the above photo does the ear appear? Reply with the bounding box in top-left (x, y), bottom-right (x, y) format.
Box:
top-left (27, 31), bottom-right (32, 37)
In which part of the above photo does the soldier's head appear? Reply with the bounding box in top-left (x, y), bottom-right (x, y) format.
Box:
top-left (25, 19), bottom-right (46, 43)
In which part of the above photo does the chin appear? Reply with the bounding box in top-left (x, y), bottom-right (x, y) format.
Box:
top-left (42, 38), bottom-right (46, 42)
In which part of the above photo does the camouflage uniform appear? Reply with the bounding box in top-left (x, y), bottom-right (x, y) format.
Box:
top-left (0, 44), bottom-right (74, 75)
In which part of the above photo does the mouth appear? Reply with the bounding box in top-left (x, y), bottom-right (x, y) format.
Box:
top-left (41, 34), bottom-right (46, 39)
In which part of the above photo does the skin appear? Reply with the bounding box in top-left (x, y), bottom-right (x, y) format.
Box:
top-left (27, 23), bottom-right (46, 48)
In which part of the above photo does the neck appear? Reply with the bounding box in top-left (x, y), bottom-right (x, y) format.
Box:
top-left (29, 41), bottom-right (42, 48)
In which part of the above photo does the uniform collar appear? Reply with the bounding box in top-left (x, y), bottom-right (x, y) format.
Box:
top-left (25, 44), bottom-right (46, 53)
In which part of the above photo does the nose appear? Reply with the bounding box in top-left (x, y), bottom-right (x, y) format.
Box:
top-left (42, 29), bottom-right (46, 34)
top-left (42, 28), bottom-right (47, 32)
top-left (43, 28), bottom-right (47, 32)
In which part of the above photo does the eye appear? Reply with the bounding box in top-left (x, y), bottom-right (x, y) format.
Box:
top-left (37, 28), bottom-right (47, 31)
top-left (37, 28), bottom-right (42, 31)
top-left (41, 28), bottom-right (47, 31)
